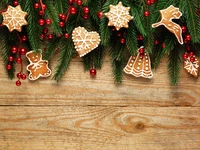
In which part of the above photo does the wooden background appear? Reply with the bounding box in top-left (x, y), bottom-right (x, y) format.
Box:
top-left (0, 55), bottom-right (200, 150)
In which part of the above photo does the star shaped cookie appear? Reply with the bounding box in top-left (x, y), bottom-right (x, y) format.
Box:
top-left (2, 5), bottom-right (28, 32)
top-left (105, 2), bottom-right (133, 31)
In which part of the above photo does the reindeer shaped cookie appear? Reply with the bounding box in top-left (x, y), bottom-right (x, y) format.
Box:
top-left (26, 50), bottom-right (51, 80)
top-left (152, 5), bottom-right (183, 44)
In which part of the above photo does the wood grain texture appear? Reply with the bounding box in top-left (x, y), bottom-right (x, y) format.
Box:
top-left (0, 106), bottom-right (200, 150)
top-left (0, 56), bottom-right (200, 150)
top-left (0, 57), bottom-right (199, 107)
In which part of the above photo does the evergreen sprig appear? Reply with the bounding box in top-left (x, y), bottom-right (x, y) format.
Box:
top-left (53, 38), bottom-right (74, 82)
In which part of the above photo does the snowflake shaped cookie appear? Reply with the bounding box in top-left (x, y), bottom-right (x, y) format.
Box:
top-left (184, 57), bottom-right (199, 77)
top-left (72, 27), bottom-right (100, 57)
top-left (2, 5), bottom-right (28, 32)
top-left (105, 2), bottom-right (133, 31)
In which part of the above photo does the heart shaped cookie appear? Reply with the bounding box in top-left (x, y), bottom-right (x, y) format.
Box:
top-left (72, 27), bottom-right (101, 57)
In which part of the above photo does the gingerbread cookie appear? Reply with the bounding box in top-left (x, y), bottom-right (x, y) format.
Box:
top-left (2, 5), bottom-right (28, 32)
top-left (124, 47), bottom-right (153, 78)
top-left (184, 56), bottom-right (199, 77)
top-left (26, 50), bottom-right (51, 80)
top-left (72, 27), bottom-right (100, 57)
top-left (152, 5), bottom-right (183, 44)
top-left (105, 2), bottom-right (133, 31)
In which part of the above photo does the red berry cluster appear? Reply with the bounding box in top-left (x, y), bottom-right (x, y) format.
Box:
top-left (34, 2), bottom-right (47, 18)
top-left (181, 26), bottom-right (196, 62)
top-left (65, 0), bottom-right (90, 20)
top-left (7, 34), bottom-right (27, 86)
top-left (144, 0), bottom-right (156, 17)
top-left (34, 1), bottom-right (54, 40)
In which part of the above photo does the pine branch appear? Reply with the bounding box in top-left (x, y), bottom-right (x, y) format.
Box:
top-left (53, 38), bottom-right (74, 82)
top-left (180, 0), bottom-right (200, 43)
top-left (152, 34), bottom-right (176, 69)
top-left (22, 0), bottom-right (43, 50)
top-left (168, 45), bottom-right (181, 85)
top-left (100, 0), bottom-right (114, 47)
top-left (44, 37), bottom-right (62, 61)
top-left (126, 21), bottom-right (138, 55)
top-left (44, 1), bottom-right (62, 35)
top-left (55, 0), bottom-right (68, 13)
top-left (0, 30), bottom-right (17, 79)
top-left (109, 38), bottom-right (125, 83)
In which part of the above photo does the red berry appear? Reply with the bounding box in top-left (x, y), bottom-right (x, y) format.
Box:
top-left (22, 35), bottom-right (27, 41)
top-left (186, 34), bottom-right (191, 41)
top-left (41, 33), bottom-right (45, 40)
top-left (74, 0), bottom-right (78, 2)
top-left (117, 32), bottom-right (122, 37)
top-left (187, 45), bottom-right (191, 51)
top-left (42, 4), bottom-right (47, 10)
top-left (16, 80), bottom-right (21, 86)
top-left (183, 53), bottom-right (188, 60)
top-left (45, 18), bottom-right (51, 25)
top-left (13, 1), bottom-right (18, 6)
top-left (11, 46), bottom-right (18, 54)
top-left (120, 38), bottom-right (125, 44)
top-left (21, 74), bottom-right (26, 80)
top-left (161, 43), bottom-right (165, 48)
top-left (43, 28), bottom-right (48, 34)
top-left (147, 0), bottom-right (151, 5)
top-left (34, 3), bottom-right (40, 9)
top-left (64, 33), bottom-right (70, 39)
top-left (97, 11), bottom-right (103, 19)
top-left (83, 14), bottom-right (89, 20)
top-left (68, 0), bottom-right (73, 5)
top-left (90, 68), bottom-right (96, 76)
top-left (39, 10), bottom-right (44, 16)
top-left (137, 35), bottom-right (143, 41)
top-left (83, 7), bottom-right (90, 14)
top-left (17, 73), bottom-right (21, 78)
top-left (139, 47), bottom-right (145, 54)
top-left (154, 40), bottom-right (159, 45)
top-left (190, 56), bottom-right (195, 62)
top-left (20, 48), bottom-right (27, 55)
top-left (39, 19), bottom-right (45, 26)
top-left (61, 14), bottom-right (66, 20)
top-left (181, 26), bottom-right (187, 33)
top-left (59, 21), bottom-right (65, 27)
top-left (189, 51), bottom-right (194, 57)
top-left (77, 0), bottom-right (82, 5)
top-left (150, 0), bottom-right (155, 4)
top-left (7, 64), bottom-right (12, 70)
top-left (184, 38), bottom-right (188, 44)
top-left (59, 13), bottom-right (63, 19)
top-left (16, 57), bottom-right (22, 64)
top-left (47, 34), bottom-right (53, 40)
top-left (70, 6), bottom-right (77, 14)
top-left (8, 56), bottom-right (14, 62)
top-left (144, 11), bottom-right (150, 17)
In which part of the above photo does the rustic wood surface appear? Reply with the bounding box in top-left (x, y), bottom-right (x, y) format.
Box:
top-left (0, 56), bottom-right (200, 150)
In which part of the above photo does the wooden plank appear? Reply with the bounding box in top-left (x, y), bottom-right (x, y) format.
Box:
top-left (0, 106), bottom-right (200, 150)
top-left (0, 57), bottom-right (200, 106)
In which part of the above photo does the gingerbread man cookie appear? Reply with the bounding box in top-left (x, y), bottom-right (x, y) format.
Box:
top-left (26, 50), bottom-right (51, 80)
top-left (152, 5), bottom-right (183, 44)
